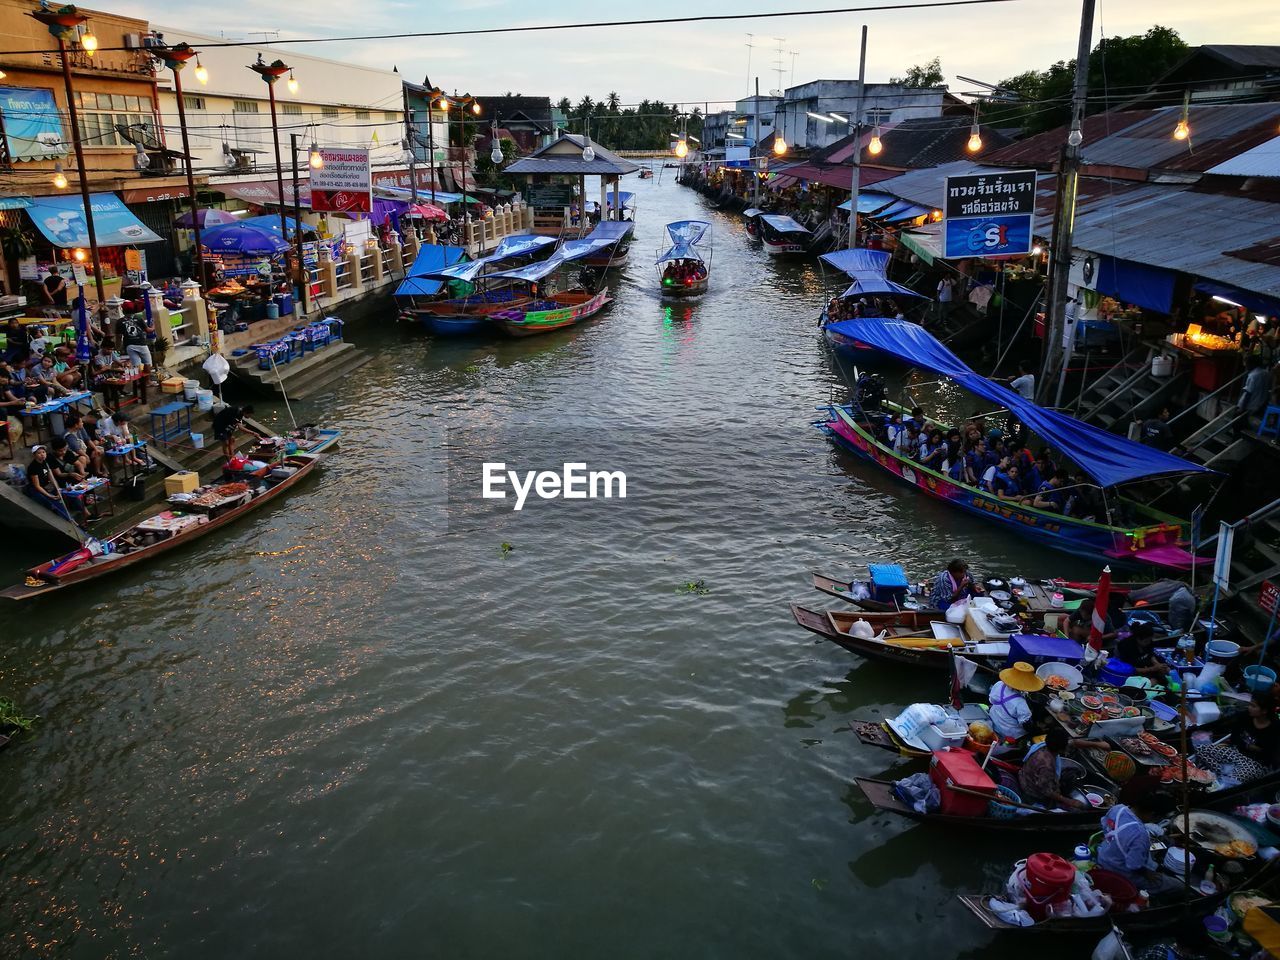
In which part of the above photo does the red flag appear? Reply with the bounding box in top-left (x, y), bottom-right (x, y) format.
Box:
top-left (1089, 566), bottom-right (1112, 652)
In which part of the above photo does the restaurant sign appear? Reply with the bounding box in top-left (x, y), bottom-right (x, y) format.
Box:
top-left (942, 169), bottom-right (1037, 259)
top-left (311, 148), bottom-right (372, 213)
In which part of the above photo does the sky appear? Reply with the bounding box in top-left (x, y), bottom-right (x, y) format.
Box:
top-left (115, 0), bottom-right (1279, 109)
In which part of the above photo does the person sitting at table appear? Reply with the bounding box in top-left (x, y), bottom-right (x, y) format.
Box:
top-left (92, 337), bottom-right (126, 381)
top-left (62, 412), bottom-right (104, 475)
top-left (48, 435), bottom-right (88, 485)
top-left (50, 346), bottom-right (81, 391)
top-left (212, 403), bottom-right (254, 458)
top-left (29, 354), bottom-right (71, 400)
top-left (1018, 728), bottom-right (1110, 809)
top-left (2, 319), bottom-right (29, 363)
top-left (928, 558), bottom-right (984, 612)
top-left (98, 410), bottom-right (147, 470)
top-left (1113, 620), bottom-right (1170, 678)
top-left (25, 445), bottom-right (73, 519)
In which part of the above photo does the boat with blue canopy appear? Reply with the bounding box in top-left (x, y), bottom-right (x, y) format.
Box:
top-left (580, 220), bottom-right (634, 268)
top-left (817, 249), bottom-right (930, 365)
top-left (485, 234), bottom-right (620, 337)
top-left (757, 215), bottom-right (810, 255)
top-left (742, 207), bottom-right (764, 239)
top-left (395, 236), bottom-right (557, 335)
top-left (817, 318), bottom-right (1217, 571)
top-left (656, 220), bottom-right (711, 297)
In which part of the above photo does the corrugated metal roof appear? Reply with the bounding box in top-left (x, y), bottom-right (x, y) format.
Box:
top-left (869, 161), bottom-right (1048, 209)
top-left (505, 133), bottom-right (639, 176)
top-left (1207, 136), bottom-right (1280, 177)
top-left (984, 104), bottom-right (1280, 175)
top-left (1067, 183), bottom-right (1280, 299)
top-left (1201, 45), bottom-right (1280, 69)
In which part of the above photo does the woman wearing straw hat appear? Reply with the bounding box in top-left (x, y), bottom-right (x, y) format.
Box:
top-left (987, 661), bottom-right (1043, 741)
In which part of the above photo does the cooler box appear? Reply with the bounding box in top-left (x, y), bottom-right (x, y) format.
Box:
top-left (868, 563), bottom-right (910, 605)
top-left (1007, 634), bottom-right (1085, 667)
top-left (160, 376), bottom-right (186, 394)
top-left (929, 749), bottom-right (996, 817)
top-left (165, 471), bottom-right (199, 496)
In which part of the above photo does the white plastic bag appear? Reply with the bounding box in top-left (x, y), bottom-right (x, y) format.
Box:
top-left (946, 598), bottom-right (970, 624)
top-left (202, 352), bottom-right (230, 385)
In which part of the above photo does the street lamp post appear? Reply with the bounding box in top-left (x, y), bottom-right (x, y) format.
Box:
top-left (31, 6), bottom-right (105, 306)
top-left (848, 25), bottom-right (868, 250)
top-left (249, 56), bottom-right (293, 242)
top-left (152, 43), bottom-right (206, 287)
top-left (289, 134), bottom-right (309, 316)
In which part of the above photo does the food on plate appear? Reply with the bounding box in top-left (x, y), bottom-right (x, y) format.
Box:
top-left (1082, 695), bottom-right (1103, 710)
top-left (1081, 711), bottom-right (1103, 725)
top-left (1216, 839), bottom-right (1258, 858)
top-left (1150, 741), bottom-right (1178, 758)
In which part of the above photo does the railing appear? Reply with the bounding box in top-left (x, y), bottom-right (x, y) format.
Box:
top-left (1200, 495), bottom-right (1280, 552)
top-left (334, 260), bottom-right (352, 292)
top-left (1168, 371), bottom-right (1247, 427)
top-left (359, 253), bottom-right (376, 284)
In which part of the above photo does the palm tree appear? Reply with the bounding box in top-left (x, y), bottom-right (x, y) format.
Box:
top-left (606, 91), bottom-right (621, 112)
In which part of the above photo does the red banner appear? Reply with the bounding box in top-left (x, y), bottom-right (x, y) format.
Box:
top-left (1261, 580), bottom-right (1279, 616)
top-left (310, 189), bottom-right (371, 213)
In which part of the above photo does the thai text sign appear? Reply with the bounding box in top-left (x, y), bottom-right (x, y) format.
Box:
top-left (0, 87), bottom-right (67, 162)
top-left (942, 169), bottom-right (1037, 259)
top-left (1260, 579), bottom-right (1279, 616)
top-left (311, 148), bottom-right (371, 213)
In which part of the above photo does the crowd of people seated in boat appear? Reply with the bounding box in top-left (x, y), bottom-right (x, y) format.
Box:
top-left (872, 408), bottom-right (1107, 519)
top-left (825, 295), bottom-right (905, 323)
top-left (661, 260), bottom-right (707, 284)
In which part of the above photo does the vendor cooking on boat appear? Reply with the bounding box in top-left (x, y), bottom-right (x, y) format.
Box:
top-left (1016, 728), bottom-right (1109, 810)
top-left (1095, 788), bottom-right (1177, 889)
top-left (927, 558), bottom-right (985, 612)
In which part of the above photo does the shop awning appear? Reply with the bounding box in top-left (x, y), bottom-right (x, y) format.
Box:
top-left (824, 319), bottom-right (1218, 488)
top-left (899, 228), bottom-right (942, 266)
top-left (25, 193), bottom-right (162, 247)
top-left (217, 180), bottom-right (311, 207)
top-left (0, 196), bottom-right (32, 211)
top-left (1193, 279), bottom-right (1280, 317)
top-left (838, 192), bottom-right (898, 214)
top-left (1089, 254), bottom-right (1176, 314)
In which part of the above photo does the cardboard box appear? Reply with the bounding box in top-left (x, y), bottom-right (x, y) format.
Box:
top-left (165, 471), bottom-right (199, 496)
top-left (160, 377), bottom-right (186, 394)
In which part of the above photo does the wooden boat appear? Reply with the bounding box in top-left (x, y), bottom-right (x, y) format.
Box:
top-left (742, 208), bottom-right (763, 239)
top-left (790, 603), bottom-right (964, 669)
top-left (408, 289), bottom-right (533, 335)
top-left (490, 290), bottom-right (612, 337)
top-left (757, 215), bottom-right (810, 255)
top-left (811, 571), bottom-right (941, 614)
top-left (656, 220), bottom-right (711, 298)
top-left (243, 427), bottom-right (339, 460)
top-left (0, 455), bottom-right (321, 600)
top-left (855, 777), bottom-right (1108, 833)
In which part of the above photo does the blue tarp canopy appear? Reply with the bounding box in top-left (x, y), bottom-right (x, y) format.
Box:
top-left (238, 214), bottom-right (300, 235)
top-left (26, 192), bottom-right (162, 247)
top-left (1193, 279), bottom-right (1280, 317)
top-left (825, 318), bottom-right (1218, 488)
top-left (883, 203), bottom-right (932, 223)
top-left (838, 192), bottom-right (897, 214)
top-left (656, 220), bottom-right (710, 264)
top-left (585, 191), bottom-right (635, 211)
top-left (487, 236), bottom-right (619, 283)
top-left (423, 235), bottom-right (557, 283)
top-left (759, 215), bottom-right (809, 235)
top-left (821, 248), bottom-right (929, 301)
top-left (587, 221), bottom-right (634, 243)
top-left (395, 244), bottom-right (467, 296)
top-left (201, 222), bottom-right (290, 255)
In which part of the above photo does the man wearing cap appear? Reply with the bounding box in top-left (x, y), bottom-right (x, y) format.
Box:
top-left (987, 661), bottom-right (1042, 741)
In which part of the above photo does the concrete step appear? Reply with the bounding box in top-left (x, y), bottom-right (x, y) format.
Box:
top-left (284, 350), bottom-right (375, 400)
top-left (232, 342), bottom-right (358, 397)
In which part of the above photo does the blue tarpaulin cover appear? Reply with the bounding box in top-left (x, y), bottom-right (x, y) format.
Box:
top-left (759, 215), bottom-right (810, 235)
top-left (26, 193), bottom-right (162, 248)
top-left (656, 220), bottom-right (710, 264)
top-left (200, 222), bottom-right (290, 255)
top-left (395, 244), bottom-right (467, 296)
top-left (820, 249), bottom-right (929, 301)
top-left (586, 191), bottom-right (636, 211)
top-left (1094, 255), bottom-right (1176, 314)
top-left (837, 192), bottom-right (897, 214)
top-left (486, 235), bottom-right (620, 283)
top-left (422, 235), bottom-right (556, 284)
top-left (587, 221), bottom-right (634, 243)
top-left (825, 318), bottom-right (1217, 488)
top-left (1193, 279), bottom-right (1280, 317)
top-left (1008, 635), bottom-right (1085, 666)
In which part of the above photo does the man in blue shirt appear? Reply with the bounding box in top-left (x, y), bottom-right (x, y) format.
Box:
top-left (1031, 475), bottom-right (1067, 512)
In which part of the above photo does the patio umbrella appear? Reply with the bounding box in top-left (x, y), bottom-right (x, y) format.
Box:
top-left (407, 203), bottom-right (448, 222)
top-left (200, 222), bottom-right (291, 256)
top-left (174, 208), bottom-right (239, 228)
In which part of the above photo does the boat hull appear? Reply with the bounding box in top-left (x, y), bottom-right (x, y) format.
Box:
top-left (1, 456), bottom-right (322, 600)
top-left (491, 291), bottom-right (612, 337)
top-left (790, 603), bottom-right (954, 670)
top-left (763, 237), bottom-right (807, 255)
top-left (856, 778), bottom-right (1102, 832)
top-left (820, 405), bottom-right (1192, 569)
top-left (420, 314), bottom-right (493, 336)
top-left (660, 276), bottom-right (708, 297)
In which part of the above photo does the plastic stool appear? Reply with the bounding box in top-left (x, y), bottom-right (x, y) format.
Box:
top-left (1259, 405), bottom-right (1280, 440)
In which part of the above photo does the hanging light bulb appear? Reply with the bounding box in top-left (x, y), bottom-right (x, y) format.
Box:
top-left (287, 70), bottom-right (298, 95)
top-left (867, 124), bottom-right (883, 156)
top-left (80, 30), bottom-right (98, 55)
top-left (490, 137), bottom-right (504, 165)
top-left (1173, 118), bottom-right (1190, 141)
top-left (471, 100), bottom-right (482, 116)
top-left (675, 139), bottom-right (688, 158)
top-left (1067, 126), bottom-right (1083, 147)
top-left (194, 59), bottom-right (208, 84)
top-left (0, 70), bottom-right (7, 81)
top-left (52, 162), bottom-right (68, 190)
top-left (72, 247), bottom-right (87, 262)
top-left (582, 141), bottom-right (595, 162)
top-left (967, 123), bottom-right (983, 153)
top-left (773, 132), bottom-right (787, 156)
top-left (437, 97), bottom-right (450, 110)
top-left (309, 142), bottom-right (323, 169)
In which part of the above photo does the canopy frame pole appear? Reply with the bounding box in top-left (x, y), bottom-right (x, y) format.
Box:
top-left (847, 24), bottom-right (868, 250)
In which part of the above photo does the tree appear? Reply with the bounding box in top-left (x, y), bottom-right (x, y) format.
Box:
top-left (606, 91), bottom-right (621, 112)
top-left (890, 57), bottom-right (945, 88)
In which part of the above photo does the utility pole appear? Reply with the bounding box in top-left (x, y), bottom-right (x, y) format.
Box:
top-left (751, 77), bottom-right (761, 205)
top-left (402, 83), bottom-right (419, 203)
top-left (848, 25), bottom-right (867, 249)
top-left (289, 134), bottom-right (309, 316)
top-left (1040, 0), bottom-right (1097, 405)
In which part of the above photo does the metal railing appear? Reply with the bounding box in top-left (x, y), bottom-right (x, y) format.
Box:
top-left (1168, 370), bottom-right (1247, 427)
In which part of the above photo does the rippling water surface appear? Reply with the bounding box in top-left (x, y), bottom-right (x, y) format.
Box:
top-left (1, 174), bottom-right (1101, 958)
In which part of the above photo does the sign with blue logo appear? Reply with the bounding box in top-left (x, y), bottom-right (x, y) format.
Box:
top-left (25, 193), bottom-right (163, 248)
top-left (0, 87), bottom-right (67, 162)
top-left (942, 169), bottom-right (1038, 259)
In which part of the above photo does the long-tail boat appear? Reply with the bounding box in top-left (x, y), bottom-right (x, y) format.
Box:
top-left (817, 319), bottom-right (1217, 571)
top-left (656, 220), bottom-right (711, 297)
top-left (1, 455), bottom-right (321, 600)
top-left (758, 214), bottom-right (811, 255)
top-left (486, 232), bottom-right (620, 337)
top-left (817, 249), bottom-right (930, 364)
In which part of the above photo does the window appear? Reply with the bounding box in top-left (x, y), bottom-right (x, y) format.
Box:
top-left (233, 99), bottom-right (259, 114)
top-left (182, 95), bottom-right (205, 111)
top-left (321, 106), bottom-right (338, 118)
top-left (353, 110), bottom-right (369, 120)
top-left (384, 111), bottom-right (399, 122)
top-left (76, 103), bottom-right (155, 148)
top-left (866, 107), bottom-right (892, 125)
top-left (281, 103), bottom-right (302, 115)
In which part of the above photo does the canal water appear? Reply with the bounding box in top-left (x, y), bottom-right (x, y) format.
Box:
top-left (1, 173), bottom-right (1102, 958)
